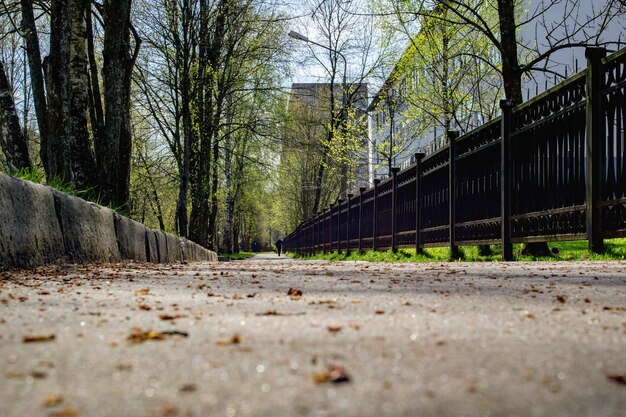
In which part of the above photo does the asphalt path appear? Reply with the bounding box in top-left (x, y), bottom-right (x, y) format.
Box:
top-left (1, 258), bottom-right (625, 417)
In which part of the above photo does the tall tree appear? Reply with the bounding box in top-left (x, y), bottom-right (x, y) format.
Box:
top-left (99, 0), bottom-right (138, 208)
top-left (0, 59), bottom-right (31, 172)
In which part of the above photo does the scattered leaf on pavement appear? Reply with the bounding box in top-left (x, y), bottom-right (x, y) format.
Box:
top-left (127, 328), bottom-right (188, 344)
top-left (312, 364), bottom-right (351, 384)
top-left (43, 394), bottom-right (64, 407)
top-left (23, 334), bottom-right (56, 343)
top-left (607, 374), bottom-right (626, 385)
top-left (217, 334), bottom-right (241, 346)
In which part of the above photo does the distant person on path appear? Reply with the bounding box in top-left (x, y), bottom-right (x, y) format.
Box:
top-left (275, 239), bottom-right (283, 256)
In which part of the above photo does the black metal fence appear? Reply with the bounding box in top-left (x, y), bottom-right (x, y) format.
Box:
top-left (284, 47), bottom-right (626, 260)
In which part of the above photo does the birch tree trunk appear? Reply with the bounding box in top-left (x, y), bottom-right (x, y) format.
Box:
top-left (47, 0), bottom-right (97, 190)
top-left (102, 0), bottom-right (135, 208)
top-left (19, 0), bottom-right (48, 172)
top-left (0, 60), bottom-right (31, 173)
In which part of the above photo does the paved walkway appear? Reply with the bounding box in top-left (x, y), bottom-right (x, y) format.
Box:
top-left (1, 260), bottom-right (625, 417)
top-left (241, 253), bottom-right (293, 261)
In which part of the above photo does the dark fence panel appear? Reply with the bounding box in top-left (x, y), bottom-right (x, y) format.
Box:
top-left (396, 166), bottom-right (417, 247)
top-left (602, 49), bottom-right (626, 237)
top-left (455, 118), bottom-right (501, 244)
top-left (284, 46), bottom-right (626, 257)
top-left (511, 72), bottom-right (587, 241)
top-left (421, 148), bottom-right (450, 246)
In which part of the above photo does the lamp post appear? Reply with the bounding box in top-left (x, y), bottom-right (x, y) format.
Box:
top-left (288, 30), bottom-right (349, 198)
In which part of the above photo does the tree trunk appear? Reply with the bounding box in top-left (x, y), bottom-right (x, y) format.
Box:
top-left (189, 0), bottom-right (227, 248)
top-left (497, 0), bottom-right (549, 256)
top-left (223, 108), bottom-right (234, 254)
top-left (0, 60), bottom-right (32, 173)
top-left (497, 0), bottom-right (523, 104)
top-left (47, 0), bottom-right (98, 190)
top-left (20, 0), bottom-right (48, 172)
top-left (233, 212), bottom-right (240, 253)
top-left (86, 3), bottom-right (105, 157)
top-left (102, 0), bottom-right (135, 209)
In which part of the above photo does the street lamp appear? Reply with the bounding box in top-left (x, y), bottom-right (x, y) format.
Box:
top-left (288, 30), bottom-right (349, 198)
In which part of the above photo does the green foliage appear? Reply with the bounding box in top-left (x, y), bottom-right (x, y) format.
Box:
top-left (15, 167), bottom-right (104, 205)
top-left (292, 239), bottom-right (626, 263)
top-left (226, 252), bottom-right (256, 261)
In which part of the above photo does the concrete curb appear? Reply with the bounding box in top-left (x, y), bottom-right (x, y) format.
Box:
top-left (0, 172), bottom-right (217, 270)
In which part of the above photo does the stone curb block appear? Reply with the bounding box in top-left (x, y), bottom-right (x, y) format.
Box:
top-left (0, 173), bottom-right (64, 269)
top-left (166, 233), bottom-right (183, 262)
top-left (145, 230), bottom-right (159, 263)
top-left (114, 214), bottom-right (148, 262)
top-left (154, 230), bottom-right (170, 263)
top-left (52, 189), bottom-right (121, 263)
top-left (1, 172), bottom-right (217, 269)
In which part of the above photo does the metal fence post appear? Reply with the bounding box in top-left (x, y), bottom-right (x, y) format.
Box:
top-left (329, 204), bottom-right (335, 253)
top-left (448, 130), bottom-right (461, 260)
top-left (346, 193), bottom-right (353, 254)
top-left (358, 187), bottom-right (366, 252)
top-left (391, 167), bottom-right (400, 252)
top-left (323, 208), bottom-right (329, 254)
top-left (500, 99), bottom-right (514, 261)
top-left (414, 153), bottom-right (425, 253)
top-left (373, 179), bottom-right (380, 251)
top-left (337, 199), bottom-right (345, 253)
top-left (585, 46), bottom-right (607, 253)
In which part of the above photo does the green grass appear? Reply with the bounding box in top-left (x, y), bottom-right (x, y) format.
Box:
top-left (15, 167), bottom-right (111, 210)
top-left (289, 238), bottom-right (626, 263)
top-left (223, 252), bottom-right (256, 261)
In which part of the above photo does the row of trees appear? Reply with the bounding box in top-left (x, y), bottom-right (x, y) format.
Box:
top-left (274, 0), bottom-right (624, 254)
top-left (0, 0), bottom-right (291, 253)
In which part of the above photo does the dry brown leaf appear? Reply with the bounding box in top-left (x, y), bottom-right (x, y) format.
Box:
top-left (287, 288), bottom-right (303, 297)
top-left (127, 328), bottom-right (188, 344)
top-left (607, 374), bottom-right (626, 385)
top-left (216, 334), bottom-right (241, 346)
top-left (43, 394), bottom-right (64, 407)
top-left (312, 364), bottom-right (350, 384)
top-left (158, 314), bottom-right (186, 321)
top-left (23, 334), bottom-right (56, 343)
top-left (138, 304), bottom-right (152, 311)
top-left (374, 310), bottom-right (385, 315)
top-left (326, 326), bottom-right (342, 334)
top-left (555, 295), bottom-right (566, 303)
top-left (179, 383), bottom-right (197, 393)
top-left (136, 288), bottom-right (150, 296)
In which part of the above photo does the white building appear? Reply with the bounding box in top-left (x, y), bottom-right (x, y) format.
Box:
top-left (367, 0), bottom-right (624, 184)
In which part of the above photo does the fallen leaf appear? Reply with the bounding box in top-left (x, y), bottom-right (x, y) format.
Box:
top-left (374, 310), bottom-right (385, 315)
top-left (607, 374), bottom-right (626, 385)
top-left (326, 326), bottom-right (342, 334)
top-left (288, 288), bottom-right (303, 297)
top-left (179, 383), bottom-right (197, 393)
top-left (115, 363), bottom-right (133, 371)
top-left (312, 364), bottom-right (350, 384)
top-left (43, 394), bottom-right (64, 407)
top-left (23, 334), bottom-right (56, 343)
top-left (138, 304), bottom-right (152, 311)
top-left (555, 295), bottom-right (566, 303)
top-left (216, 334), bottom-right (241, 346)
top-left (158, 314), bottom-right (186, 321)
top-left (127, 328), bottom-right (188, 344)
top-left (136, 288), bottom-right (150, 296)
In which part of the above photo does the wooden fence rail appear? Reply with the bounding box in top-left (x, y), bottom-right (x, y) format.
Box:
top-left (284, 47), bottom-right (626, 259)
